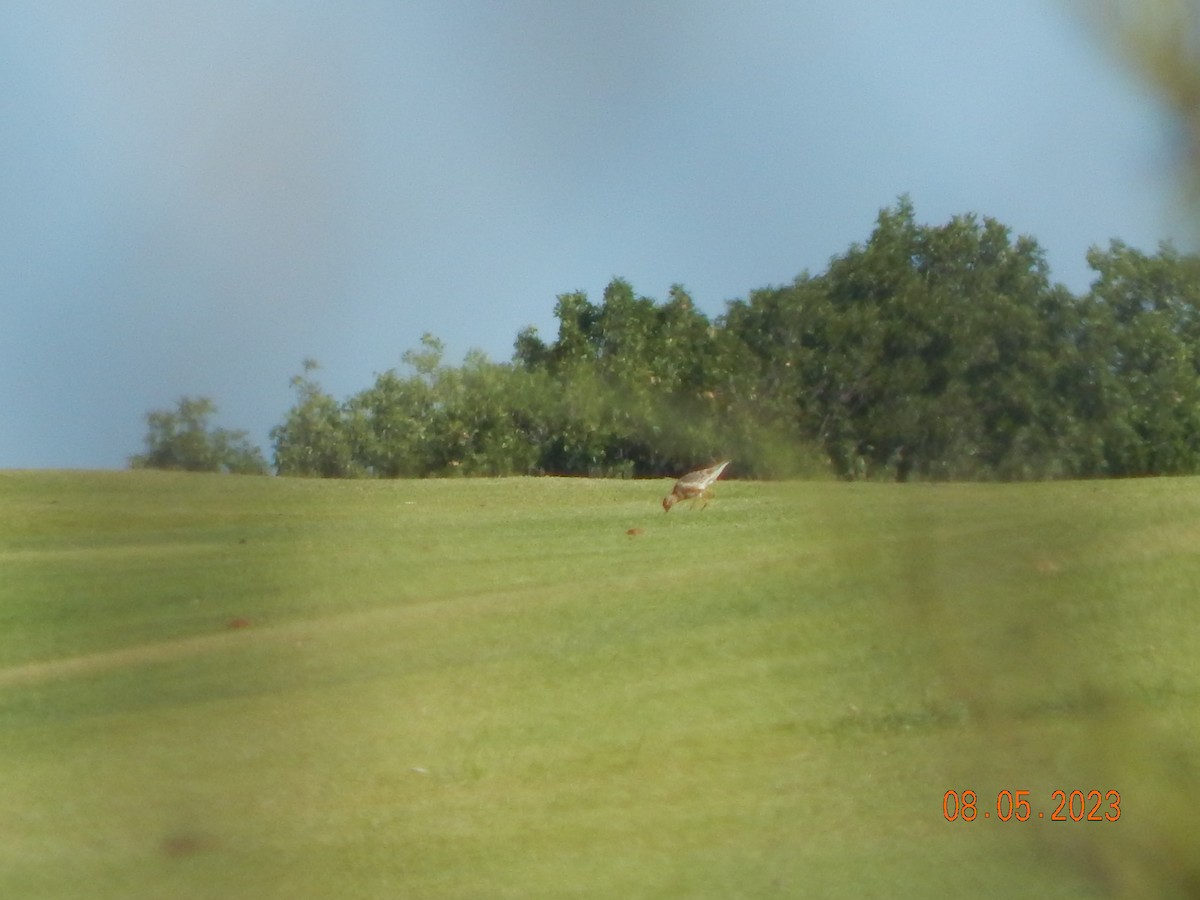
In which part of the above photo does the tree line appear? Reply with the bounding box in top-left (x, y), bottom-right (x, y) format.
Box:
top-left (132, 198), bottom-right (1200, 481)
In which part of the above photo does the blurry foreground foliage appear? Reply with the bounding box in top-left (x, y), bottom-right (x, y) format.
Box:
top-left (1088, 0), bottom-right (1200, 194)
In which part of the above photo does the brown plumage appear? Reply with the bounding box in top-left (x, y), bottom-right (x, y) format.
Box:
top-left (662, 460), bottom-right (731, 512)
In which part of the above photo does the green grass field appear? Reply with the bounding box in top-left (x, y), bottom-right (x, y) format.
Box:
top-left (1, 470), bottom-right (1197, 898)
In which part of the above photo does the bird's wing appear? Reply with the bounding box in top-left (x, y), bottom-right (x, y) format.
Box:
top-left (699, 460), bottom-right (731, 487)
top-left (680, 459), bottom-right (731, 490)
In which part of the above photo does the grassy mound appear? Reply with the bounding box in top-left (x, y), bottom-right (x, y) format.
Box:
top-left (1, 471), bottom-right (1196, 898)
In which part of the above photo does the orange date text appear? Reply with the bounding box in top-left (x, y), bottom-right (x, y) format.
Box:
top-left (942, 789), bottom-right (1121, 822)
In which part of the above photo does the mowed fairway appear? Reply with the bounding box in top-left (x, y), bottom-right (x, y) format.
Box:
top-left (1, 471), bottom-right (1197, 898)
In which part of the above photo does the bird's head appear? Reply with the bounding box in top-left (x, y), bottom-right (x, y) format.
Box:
top-left (662, 494), bottom-right (676, 512)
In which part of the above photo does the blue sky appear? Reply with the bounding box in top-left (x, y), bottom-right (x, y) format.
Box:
top-left (0, 1), bottom-right (1186, 469)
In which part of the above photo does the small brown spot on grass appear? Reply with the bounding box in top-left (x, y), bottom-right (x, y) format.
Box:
top-left (625, 528), bottom-right (643, 536)
top-left (227, 617), bottom-right (252, 630)
top-left (162, 832), bottom-right (219, 857)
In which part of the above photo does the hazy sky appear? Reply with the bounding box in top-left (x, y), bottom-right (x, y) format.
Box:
top-left (0, 1), bottom-right (1186, 469)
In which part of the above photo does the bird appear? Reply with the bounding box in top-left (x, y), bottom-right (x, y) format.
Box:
top-left (662, 460), bottom-right (731, 512)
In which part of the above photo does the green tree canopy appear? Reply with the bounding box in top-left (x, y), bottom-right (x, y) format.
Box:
top-left (130, 396), bottom-right (267, 475)
top-left (250, 199), bottom-right (1200, 482)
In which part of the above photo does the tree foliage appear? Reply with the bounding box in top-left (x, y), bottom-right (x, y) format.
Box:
top-left (270, 359), bottom-right (359, 477)
top-left (720, 201), bottom-right (1200, 480)
top-left (1076, 240), bottom-right (1200, 474)
top-left (726, 199), bottom-right (1083, 480)
top-left (272, 339), bottom-right (552, 478)
top-left (142, 199), bottom-right (1200, 482)
top-left (130, 396), bottom-right (267, 474)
